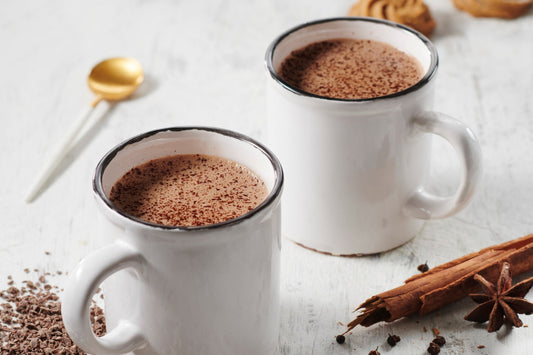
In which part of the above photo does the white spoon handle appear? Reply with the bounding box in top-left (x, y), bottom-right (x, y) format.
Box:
top-left (25, 104), bottom-right (96, 202)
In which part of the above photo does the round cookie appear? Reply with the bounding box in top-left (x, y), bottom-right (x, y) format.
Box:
top-left (452, 0), bottom-right (531, 19)
top-left (348, 0), bottom-right (436, 37)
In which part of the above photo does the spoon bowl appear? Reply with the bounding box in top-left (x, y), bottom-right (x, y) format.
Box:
top-left (88, 57), bottom-right (144, 105)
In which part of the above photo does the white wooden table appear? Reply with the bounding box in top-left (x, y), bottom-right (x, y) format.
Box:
top-left (1, 1), bottom-right (532, 353)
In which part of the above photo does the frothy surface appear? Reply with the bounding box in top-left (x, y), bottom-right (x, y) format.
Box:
top-left (109, 154), bottom-right (269, 227)
top-left (278, 39), bottom-right (424, 99)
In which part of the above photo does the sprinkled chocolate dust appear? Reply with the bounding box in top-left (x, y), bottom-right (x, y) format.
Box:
top-left (109, 154), bottom-right (269, 227)
top-left (278, 39), bottom-right (423, 100)
top-left (0, 270), bottom-right (106, 354)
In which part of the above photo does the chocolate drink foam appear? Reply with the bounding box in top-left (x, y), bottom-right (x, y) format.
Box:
top-left (109, 154), bottom-right (269, 227)
top-left (278, 39), bottom-right (424, 99)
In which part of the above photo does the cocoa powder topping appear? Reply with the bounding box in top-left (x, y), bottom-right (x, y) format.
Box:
top-left (109, 154), bottom-right (269, 227)
top-left (278, 39), bottom-right (423, 99)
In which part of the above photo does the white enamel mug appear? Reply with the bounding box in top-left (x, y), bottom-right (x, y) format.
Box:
top-left (61, 127), bottom-right (284, 355)
top-left (265, 17), bottom-right (481, 255)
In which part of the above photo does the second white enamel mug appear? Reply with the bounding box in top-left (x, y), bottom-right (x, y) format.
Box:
top-left (266, 18), bottom-right (481, 255)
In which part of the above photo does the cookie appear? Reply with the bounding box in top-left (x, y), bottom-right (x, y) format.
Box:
top-left (452, 0), bottom-right (531, 19)
top-left (348, 0), bottom-right (436, 37)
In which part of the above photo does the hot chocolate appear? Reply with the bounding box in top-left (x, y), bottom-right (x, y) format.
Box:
top-left (109, 154), bottom-right (269, 227)
top-left (277, 38), bottom-right (423, 99)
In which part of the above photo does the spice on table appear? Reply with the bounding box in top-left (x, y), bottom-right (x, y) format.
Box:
top-left (341, 234), bottom-right (533, 335)
top-left (432, 335), bottom-right (446, 346)
top-left (427, 341), bottom-right (440, 354)
top-left (464, 261), bottom-right (533, 332)
top-left (368, 346), bottom-right (380, 355)
top-left (418, 262), bottom-right (429, 273)
top-left (336, 334), bottom-right (346, 344)
top-left (387, 333), bottom-right (401, 346)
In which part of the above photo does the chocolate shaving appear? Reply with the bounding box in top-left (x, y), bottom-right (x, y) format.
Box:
top-left (1, 274), bottom-right (106, 353)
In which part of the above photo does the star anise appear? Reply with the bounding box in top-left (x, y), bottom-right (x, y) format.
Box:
top-left (464, 262), bottom-right (533, 332)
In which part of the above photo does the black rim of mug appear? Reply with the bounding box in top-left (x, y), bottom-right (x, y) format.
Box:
top-left (265, 16), bottom-right (439, 102)
top-left (93, 126), bottom-right (284, 231)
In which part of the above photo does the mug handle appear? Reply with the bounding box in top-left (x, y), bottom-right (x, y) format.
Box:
top-left (403, 111), bottom-right (482, 220)
top-left (61, 240), bottom-right (147, 355)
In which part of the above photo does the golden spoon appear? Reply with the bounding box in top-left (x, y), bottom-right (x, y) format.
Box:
top-left (25, 57), bottom-right (144, 202)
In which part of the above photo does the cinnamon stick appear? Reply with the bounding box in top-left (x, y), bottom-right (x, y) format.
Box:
top-left (343, 234), bottom-right (533, 333)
